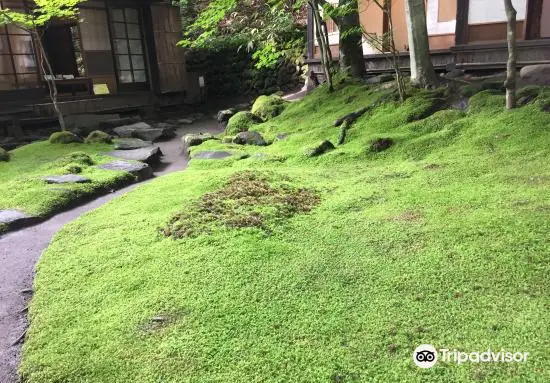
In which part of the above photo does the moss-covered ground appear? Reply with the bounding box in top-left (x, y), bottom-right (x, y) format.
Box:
top-left (0, 141), bottom-right (134, 232)
top-left (21, 82), bottom-right (550, 382)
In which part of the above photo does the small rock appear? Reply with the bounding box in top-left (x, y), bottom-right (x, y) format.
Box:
top-left (275, 133), bottom-right (290, 141)
top-left (106, 147), bottom-right (163, 164)
top-left (42, 175), bottom-right (91, 184)
top-left (233, 131), bottom-right (267, 146)
top-left (305, 140), bottom-right (335, 157)
top-left (114, 138), bottom-right (153, 150)
top-left (192, 151), bottom-right (232, 160)
top-left (217, 109), bottom-right (236, 123)
top-left (182, 134), bottom-right (216, 147)
top-left (98, 160), bottom-right (153, 181)
top-left (370, 138), bottom-right (394, 153)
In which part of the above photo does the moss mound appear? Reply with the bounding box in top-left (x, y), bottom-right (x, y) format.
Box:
top-left (51, 152), bottom-right (95, 168)
top-left (251, 94), bottom-right (287, 121)
top-left (0, 147), bottom-right (9, 162)
top-left (226, 111), bottom-right (259, 135)
top-left (162, 171), bottom-right (319, 238)
top-left (49, 131), bottom-right (83, 144)
top-left (85, 130), bottom-right (112, 144)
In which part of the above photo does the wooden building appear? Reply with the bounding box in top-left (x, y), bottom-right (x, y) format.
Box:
top-left (307, 0), bottom-right (550, 73)
top-left (0, 0), bottom-right (188, 122)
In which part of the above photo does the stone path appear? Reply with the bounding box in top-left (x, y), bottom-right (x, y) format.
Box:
top-left (0, 119), bottom-right (224, 383)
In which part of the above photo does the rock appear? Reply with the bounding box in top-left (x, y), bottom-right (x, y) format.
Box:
top-left (114, 138), bottom-right (153, 150)
top-left (66, 113), bottom-right (120, 136)
top-left (251, 94), bottom-right (287, 121)
top-left (221, 136), bottom-right (234, 143)
top-left (275, 133), bottom-right (290, 141)
top-left (85, 130), bottom-right (112, 144)
top-left (226, 111), bottom-right (261, 135)
top-left (0, 147), bottom-right (9, 161)
top-left (366, 74), bottom-right (394, 85)
top-left (444, 69), bottom-right (465, 79)
top-left (178, 118), bottom-right (193, 124)
top-left (520, 64), bottom-right (550, 85)
top-left (192, 151), bottom-right (232, 160)
top-left (0, 210), bottom-right (39, 228)
top-left (182, 134), bottom-right (216, 147)
top-left (106, 147), bottom-right (163, 164)
top-left (113, 122), bottom-right (171, 142)
top-left (370, 138), bottom-right (394, 153)
top-left (233, 131), bottom-right (267, 146)
top-left (42, 174), bottom-right (91, 184)
top-left (451, 98), bottom-right (469, 111)
top-left (98, 160), bottom-right (153, 181)
top-left (217, 109), bottom-right (236, 123)
top-left (152, 122), bottom-right (177, 138)
top-left (49, 131), bottom-right (84, 144)
top-left (305, 140), bottom-right (335, 157)
top-left (98, 116), bottom-right (141, 132)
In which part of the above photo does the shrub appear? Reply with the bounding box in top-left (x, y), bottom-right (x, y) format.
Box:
top-left (226, 112), bottom-right (259, 135)
top-left (0, 147), bottom-right (9, 162)
top-left (49, 131), bottom-right (83, 144)
top-left (251, 94), bottom-right (287, 121)
top-left (85, 130), bottom-right (112, 144)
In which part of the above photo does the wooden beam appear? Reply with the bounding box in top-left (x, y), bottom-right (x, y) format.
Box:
top-left (455, 0), bottom-right (470, 45)
top-left (524, 0), bottom-right (543, 40)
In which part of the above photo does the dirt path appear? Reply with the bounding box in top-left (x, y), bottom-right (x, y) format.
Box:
top-left (0, 119), bottom-right (224, 382)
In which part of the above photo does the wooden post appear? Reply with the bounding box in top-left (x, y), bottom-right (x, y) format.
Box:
top-left (524, 0), bottom-right (543, 40)
top-left (504, 0), bottom-right (517, 110)
top-left (455, 0), bottom-right (470, 45)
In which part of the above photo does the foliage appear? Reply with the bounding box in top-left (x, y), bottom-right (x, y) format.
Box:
top-left (225, 111), bottom-right (260, 135)
top-left (21, 82), bottom-right (550, 382)
top-left (85, 131), bottom-right (112, 144)
top-left (251, 94), bottom-right (288, 121)
top-left (49, 131), bottom-right (83, 144)
top-left (0, 0), bottom-right (83, 29)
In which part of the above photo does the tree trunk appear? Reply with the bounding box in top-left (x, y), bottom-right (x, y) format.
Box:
top-left (404, 0), bottom-right (439, 88)
top-left (33, 30), bottom-right (66, 130)
top-left (337, 0), bottom-right (366, 78)
top-left (504, 0), bottom-right (517, 109)
top-left (311, 1), bottom-right (334, 91)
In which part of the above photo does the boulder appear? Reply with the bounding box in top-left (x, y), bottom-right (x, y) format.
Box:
top-left (217, 109), bottom-right (236, 123)
top-left (0, 209), bottom-right (39, 228)
top-left (49, 131), bottom-right (84, 144)
top-left (42, 174), bottom-right (91, 184)
top-left (305, 140), bottom-right (335, 157)
top-left (192, 151), bottom-right (232, 160)
top-left (226, 111), bottom-right (261, 135)
top-left (251, 94), bottom-right (287, 121)
top-left (113, 122), bottom-right (171, 142)
top-left (182, 133), bottom-right (216, 147)
top-left (98, 160), bottom-right (153, 181)
top-left (106, 146), bottom-right (163, 164)
top-left (370, 138), bottom-right (394, 153)
top-left (114, 138), bottom-right (153, 150)
top-left (66, 113), bottom-right (120, 136)
top-left (520, 64), bottom-right (550, 85)
top-left (152, 122), bottom-right (177, 138)
top-left (98, 116), bottom-right (141, 132)
top-left (0, 147), bottom-right (9, 162)
top-left (85, 130), bottom-right (112, 144)
top-left (233, 131), bottom-right (267, 146)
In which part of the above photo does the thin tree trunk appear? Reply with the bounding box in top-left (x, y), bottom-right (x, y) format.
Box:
top-left (337, 0), bottom-right (366, 78)
top-left (32, 30), bottom-right (66, 131)
top-left (504, 0), bottom-right (517, 109)
top-left (311, 1), bottom-right (334, 91)
top-left (404, 0), bottom-right (439, 88)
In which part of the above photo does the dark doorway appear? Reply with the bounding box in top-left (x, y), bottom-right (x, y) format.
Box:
top-left (42, 25), bottom-right (78, 77)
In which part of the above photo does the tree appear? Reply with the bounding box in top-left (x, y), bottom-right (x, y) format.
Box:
top-left (404, 0), bottom-right (439, 87)
top-left (0, 0), bottom-right (84, 131)
top-left (504, 0), bottom-right (517, 109)
top-left (310, 0), bottom-right (334, 91)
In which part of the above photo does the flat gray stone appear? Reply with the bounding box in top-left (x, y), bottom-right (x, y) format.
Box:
top-left (113, 122), bottom-right (167, 142)
top-left (0, 209), bottom-right (38, 227)
top-left (114, 138), bottom-right (153, 150)
top-left (42, 174), bottom-right (91, 184)
top-left (98, 160), bottom-right (153, 181)
top-left (106, 146), bottom-right (163, 164)
top-left (182, 134), bottom-right (216, 147)
top-left (192, 151), bottom-right (232, 160)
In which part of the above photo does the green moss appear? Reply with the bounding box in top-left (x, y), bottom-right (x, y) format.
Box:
top-left (226, 111), bottom-right (259, 135)
top-left (49, 131), bottom-right (83, 144)
top-left (251, 94), bottom-right (287, 121)
top-left (0, 147), bottom-right (9, 162)
top-left (85, 130), bottom-right (112, 144)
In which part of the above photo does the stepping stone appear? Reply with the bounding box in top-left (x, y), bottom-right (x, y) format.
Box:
top-left (114, 138), bottom-right (153, 150)
top-left (192, 151), bottom-right (232, 160)
top-left (0, 210), bottom-right (38, 228)
top-left (98, 160), bottom-right (153, 181)
top-left (42, 174), bottom-right (91, 184)
top-left (113, 122), bottom-right (172, 142)
top-left (106, 147), bottom-right (163, 164)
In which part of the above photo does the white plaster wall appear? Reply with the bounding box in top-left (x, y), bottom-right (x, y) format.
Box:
top-left (468, 0), bottom-right (526, 24)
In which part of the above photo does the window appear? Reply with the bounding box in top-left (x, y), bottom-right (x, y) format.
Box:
top-left (109, 8), bottom-right (147, 86)
top-left (0, 1), bottom-right (39, 90)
